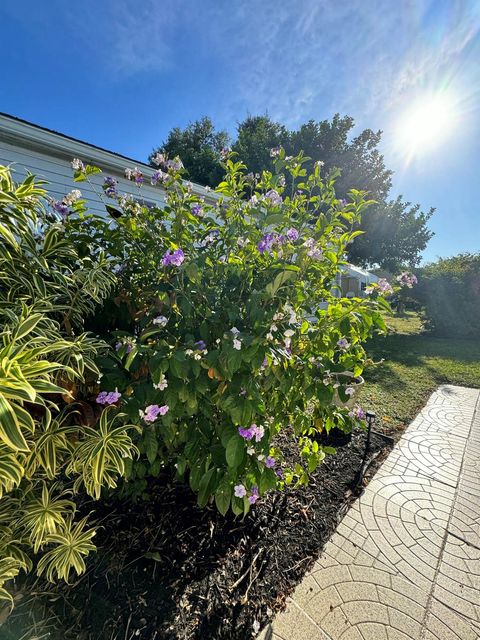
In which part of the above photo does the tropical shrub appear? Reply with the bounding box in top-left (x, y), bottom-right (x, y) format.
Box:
top-left (412, 253), bottom-right (480, 338)
top-left (70, 149), bottom-right (393, 515)
top-left (0, 167), bottom-right (137, 606)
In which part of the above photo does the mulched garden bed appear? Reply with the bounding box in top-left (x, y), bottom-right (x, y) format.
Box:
top-left (4, 429), bottom-right (392, 640)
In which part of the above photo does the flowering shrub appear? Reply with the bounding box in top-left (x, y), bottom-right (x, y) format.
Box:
top-left (69, 148), bottom-right (394, 516)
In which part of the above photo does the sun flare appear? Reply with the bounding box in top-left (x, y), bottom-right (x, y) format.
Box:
top-left (394, 92), bottom-right (459, 160)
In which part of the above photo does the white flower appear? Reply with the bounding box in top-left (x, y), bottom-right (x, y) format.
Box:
top-left (185, 349), bottom-right (194, 356)
top-left (233, 338), bottom-right (242, 350)
top-left (284, 329), bottom-right (295, 337)
top-left (247, 447), bottom-right (255, 456)
top-left (152, 152), bottom-right (165, 166)
top-left (194, 353), bottom-right (202, 360)
top-left (266, 333), bottom-right (274, 341)
top-left (153, 315), bottom-right (168, 327)
top-left (71, 158), bottom-right (84, 170)
top-left (237, 237), bottom-right (248, 247)
top-left (230, 327), bottom-right (240, 336)
top-left (153, 375), bottom-right (168, 391)
top-left (257, 454), bottom-right (265, 461)
top-left (215, 338), bottom-right (221, 344)
top-left (63, 189), bottom-right (82, 205)
top-left (273, 312), bottom-right (284, 321)
top-left (284, 338), bottom-right (291, 349)
top-left (270, 324), bottom-right (278, 332)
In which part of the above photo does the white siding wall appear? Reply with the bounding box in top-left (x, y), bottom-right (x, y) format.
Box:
top-left (0, 140), bottom-right (166, 217)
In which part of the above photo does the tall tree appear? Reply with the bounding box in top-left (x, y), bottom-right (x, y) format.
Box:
top-left (347, 198), bottom-right (434, 271)
top-left (149, 117), bottom-right (229, 187)
top-left (151, 114), bottom-right (434, 269)
top-left (232, 115), bottom-right (288, 175)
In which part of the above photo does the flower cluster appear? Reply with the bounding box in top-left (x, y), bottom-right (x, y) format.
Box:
top-left (303, 238), bottom-right (323, 260)
top-left (396, 271), bottom-right (418, 288)
top-left (71, 158), bottom-right (85, 171)
top-left (103, 176), bottom-right (118, 198)
top-left (139, 404), bottom-right (169, 423)
top-left (265, 189), bottom-right (282, 206)
top-left (238, 423), bottom-right (265, 442)
top-left (348, 405), bottom-right (365, 420)
top-left (96, 390), bottom-right (121, 405)
top-left (153, 374), bottom-right (168, 391)
top-left (366, 278), bottom-right (393, 295)
top-left (125, 167), bottom-right (144, 184)
top-left (162, 249), bottom-right (185, 267)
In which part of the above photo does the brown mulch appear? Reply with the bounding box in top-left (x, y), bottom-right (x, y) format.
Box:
top-left (3, 429), bottom-right (392, 640)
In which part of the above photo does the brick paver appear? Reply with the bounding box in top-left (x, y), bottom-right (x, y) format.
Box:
top-left (258, 385), bottom-right (480, 640)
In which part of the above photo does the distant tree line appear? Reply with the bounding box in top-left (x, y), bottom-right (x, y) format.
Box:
top-left (150, 114), bottom-right (434, 271)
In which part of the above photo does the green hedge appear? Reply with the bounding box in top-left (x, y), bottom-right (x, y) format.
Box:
top-left (414, 254), bottom-right (480, 338)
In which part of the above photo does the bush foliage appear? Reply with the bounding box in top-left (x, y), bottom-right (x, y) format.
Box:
top-left (413, 253), bottom-right (480, 338)
top-left (0, 149), bottom-right (395, 603)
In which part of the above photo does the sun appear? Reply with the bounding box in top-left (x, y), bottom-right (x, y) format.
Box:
top-left (394, 92), bottom-right (458, 160)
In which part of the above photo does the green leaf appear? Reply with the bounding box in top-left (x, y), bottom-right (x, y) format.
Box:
top-left (214, 479), bottom-right (232, 516)
top-left (143, 426), bottom-right (158, 465)
top-left (0, 394), bottom-right (29, 451)
top-left (225, 435), bottom-right (245, 469)
top-left (15, 313), bottom-right (43, 341)
top-left (197, 467), bottom-right (216, 508)
top-left (266, 270), bottom-right (297, 297)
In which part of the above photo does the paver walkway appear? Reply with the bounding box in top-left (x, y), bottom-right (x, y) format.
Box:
top-left (259, 385), bottom-right (480, 640)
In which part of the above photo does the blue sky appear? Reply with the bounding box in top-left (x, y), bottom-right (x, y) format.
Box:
top-left (1, 0), bottom-right (479, 262)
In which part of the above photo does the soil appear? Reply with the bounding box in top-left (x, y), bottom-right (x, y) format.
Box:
top-left (4, 428), bottom-right (392, 640)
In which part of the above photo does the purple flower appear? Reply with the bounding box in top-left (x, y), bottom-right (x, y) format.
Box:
top-left (239, 387), bottom-right (247, 396)
top-left (257, 233), bottom-right (276, 254)
top-left (275, 468), bottom-right (284, 478)
top-left (378, 278), bottom-right (394, 294)
top-left (104, 176), bottom-right (117, 187)
top-left (286, 228), bottom-right (299, 242)
top-left (191, 204), bottom-right (203, 217)
top-left (166, 157), bottom-right (183, 171)
top-left (265, 456), bottom-right (275, 468)
top-left (96, 390), bottom-right (121, 405)
top-left (140, 404), bottom-right (169, 423)
top-left (348, 405), bottom-right (365, 420)
top-left (53, 201), bottom-right (69, 217)
top-left (337, 338), bottom-right (350, 349)
top-left (248, 486), bottom-right (259, 505)
top-left (396, 272), bottom-right (418, 288)
top-left (162, 249), bottom-right (185, 267)
top-left (234, 484), bottom-right (246, 498)
top-left (345, 386), bottom-right (355, 396)
top-left (195, 340), bottom-right (207, 350)
top-left (265, 189), bottom-right (282, 206)
top-left (151, 169), bottom-right (168, 185)
top-left (238, 426), bottom-right (255, 440)
top-left (339, 199), bottom-right (347, 207)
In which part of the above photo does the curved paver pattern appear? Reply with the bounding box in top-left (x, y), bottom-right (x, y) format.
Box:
top-left (258, 386), bottom-right (480, 640)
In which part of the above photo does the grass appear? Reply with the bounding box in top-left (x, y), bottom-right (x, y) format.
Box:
top-left (360, 311), bottom-right (480, 438)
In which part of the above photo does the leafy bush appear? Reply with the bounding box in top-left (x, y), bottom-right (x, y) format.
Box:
top-left (70, 150), bottom-right (392, 515)
top-left (0, 167), bottom-right (136, 605)
top-left (413, 253), bottom-right (480, 338)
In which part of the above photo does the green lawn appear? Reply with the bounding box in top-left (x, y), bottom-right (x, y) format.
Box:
top-left (360, 312), bottom-right (480, 438)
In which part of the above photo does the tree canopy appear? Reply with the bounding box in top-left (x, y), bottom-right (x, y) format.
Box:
top-left (150, 113), bottom-right (434, 270)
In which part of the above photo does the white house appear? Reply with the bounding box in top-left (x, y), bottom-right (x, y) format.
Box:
top-left (0, 112), bottom-right (378, 297)
top-left (0, 112), bottom-right (213, 216)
